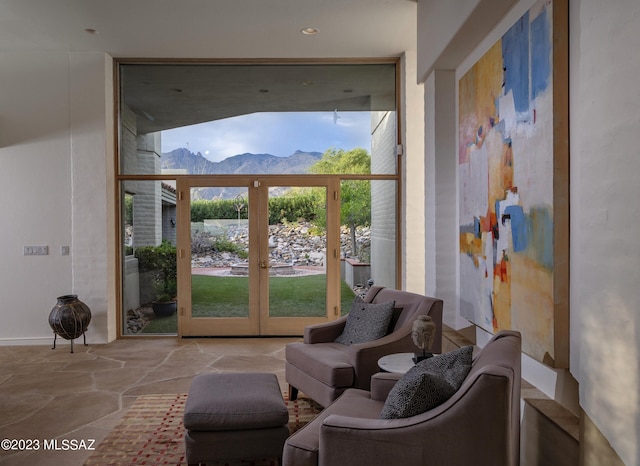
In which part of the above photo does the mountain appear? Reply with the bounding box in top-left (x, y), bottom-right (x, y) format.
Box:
top-left (161, 148), bottom-right (322, 175)
top-left (160, 148), bottom-right (323, 199)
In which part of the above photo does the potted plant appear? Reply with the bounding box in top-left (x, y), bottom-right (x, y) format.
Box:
top-left (135, 240), bottom-right (177, 317)
top-left (152, 273), bottom-right (177, 317)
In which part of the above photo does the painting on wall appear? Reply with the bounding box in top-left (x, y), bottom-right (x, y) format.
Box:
top-left (458, 0), bottom-right (568, 367)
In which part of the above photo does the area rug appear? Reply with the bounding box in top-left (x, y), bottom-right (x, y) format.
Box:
top-left (84, 392), bottom-right (322, 466)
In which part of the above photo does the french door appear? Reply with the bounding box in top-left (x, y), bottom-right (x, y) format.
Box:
top-left (176, 175), bottom-right (341, 336)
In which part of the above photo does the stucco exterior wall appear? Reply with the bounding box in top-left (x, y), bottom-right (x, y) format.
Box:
top-left (370, 111), bottom-right (397, 288)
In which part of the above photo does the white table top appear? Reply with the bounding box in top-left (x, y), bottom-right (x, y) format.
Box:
top-left (377, 352), bottom-right (416, 374)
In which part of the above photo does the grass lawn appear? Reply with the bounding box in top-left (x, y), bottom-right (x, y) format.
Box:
top-left (142, 312), bottom-right (177, 334)
top-left (271, 276), bottom-right (355, 317)
top-left (191, 275), bottom-right (251, 318)
top-left (142, 274), bottom-right (356, 334)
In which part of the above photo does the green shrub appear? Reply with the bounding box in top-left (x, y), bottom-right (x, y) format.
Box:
top-left (212, 236), bottom-right (248, 259)
top-left (135, 240), bottom-right (177, 301)
top-left (268, 192), bottom-right (319, 224)
top-left (190, 192), bottom-right (321, 225)
top-left (191, 199), bottom-right (242, 222)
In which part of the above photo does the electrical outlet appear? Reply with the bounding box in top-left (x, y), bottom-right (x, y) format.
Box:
top-left (61, 246), bottom-right (70, 256)
top-left (24, 246), bottom-right (49, 256)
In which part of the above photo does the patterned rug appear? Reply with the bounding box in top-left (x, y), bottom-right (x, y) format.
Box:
top-left (84, 392), bottom-right (322, 466)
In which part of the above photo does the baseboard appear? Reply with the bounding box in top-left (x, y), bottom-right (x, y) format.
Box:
top-left (0, 337), bottom-right (53, 346)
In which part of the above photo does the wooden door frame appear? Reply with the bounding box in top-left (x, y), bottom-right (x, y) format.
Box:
top-left (176, 174), bottom-right (340, 337)
top-left (257, 176), bottom-right (341, 335)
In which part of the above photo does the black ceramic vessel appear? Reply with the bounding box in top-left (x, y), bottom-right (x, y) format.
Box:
top-left (49, 294), bottom-right (92, 353)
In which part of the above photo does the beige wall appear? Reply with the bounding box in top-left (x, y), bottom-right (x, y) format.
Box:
top-left (570, 0), bottom-right (640, 463)
top-left (0, 51), bottom-right (113, 344)
top-left (400, 51), bottom-right (426, 294)
top-left (423, 69), bottom-right (465, 329)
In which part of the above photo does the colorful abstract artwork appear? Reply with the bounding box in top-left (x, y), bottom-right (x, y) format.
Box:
top-left (458, 0), bottom-right (568, 366)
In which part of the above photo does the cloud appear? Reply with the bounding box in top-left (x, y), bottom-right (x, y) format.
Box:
top-left (161, 111), bottom-right (371, 162)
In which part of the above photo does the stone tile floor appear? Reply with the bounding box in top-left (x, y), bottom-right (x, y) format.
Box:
top-left (0, 327), bottom-right (481, 466)
top-left (0, 337), bottom-right (298, 466)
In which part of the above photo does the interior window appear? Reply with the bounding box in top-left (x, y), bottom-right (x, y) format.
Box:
top-left (119, 63), bottom-right (397, 176)
top-left (117, 61), bottom-right (399, 336)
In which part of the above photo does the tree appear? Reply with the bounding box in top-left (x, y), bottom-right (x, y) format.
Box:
top-left (309, 148), bottom-right (371, 257)
top-left (309, 147), bottom-right (371, 175)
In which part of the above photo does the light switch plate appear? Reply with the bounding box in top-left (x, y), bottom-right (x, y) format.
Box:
top-left (24, 246), bottom-right (49, 255)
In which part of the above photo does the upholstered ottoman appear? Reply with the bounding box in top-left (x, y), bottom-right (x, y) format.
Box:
top-left (183, 372), bottom-right (290, 465)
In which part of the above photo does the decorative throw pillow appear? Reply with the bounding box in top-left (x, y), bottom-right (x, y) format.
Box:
top-left (379, 345), bottom-right (473, 419)
top-left (334, 297), bottom-right (395, 346)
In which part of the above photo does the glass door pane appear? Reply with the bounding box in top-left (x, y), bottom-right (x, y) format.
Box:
top-left (179, 180), bottom-right (259, 336)
top-left (121, 180), bottom-right (178, 336)
top-left (190, 190), bottom-right (250, 318)
top-left (340, 179), bottom-right (397, 297)
top-left (267, 186), bottom-right (327, 319)
top-left (258, 178), bottom-right (344, 335)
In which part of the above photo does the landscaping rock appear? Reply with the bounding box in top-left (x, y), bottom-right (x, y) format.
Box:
top-left (191, 221), bottom-right (370, 268)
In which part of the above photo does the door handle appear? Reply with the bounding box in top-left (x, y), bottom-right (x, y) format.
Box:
top-left (260, 260), bottom-right (271, 269)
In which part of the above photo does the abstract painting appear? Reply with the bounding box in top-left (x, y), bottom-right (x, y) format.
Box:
top-left (458, 0), bottom-right (568, 367)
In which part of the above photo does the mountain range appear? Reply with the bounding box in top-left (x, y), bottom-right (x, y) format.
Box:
top-left (161, 148), bottom-right (323, 199)
top-left (161, 148), bottom-right (322, 175)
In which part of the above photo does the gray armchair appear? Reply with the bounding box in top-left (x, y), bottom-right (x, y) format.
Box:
top-left (285, 286), bottom-right (444, 407)
top-left (283, 330), bottom-right (522, 466)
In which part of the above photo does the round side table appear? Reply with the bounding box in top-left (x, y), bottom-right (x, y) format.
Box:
top-left (377, 352), bottom-right (416, 374)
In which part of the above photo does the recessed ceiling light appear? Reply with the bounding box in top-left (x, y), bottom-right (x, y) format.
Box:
top-left (301, 80), bottom-right (315, 87)
top-left (301, 27), bottom-right (319, 35)
top-left (84, 28), bottom-right (98, 35)
top-left (259, 89), bottom-right (269, 93)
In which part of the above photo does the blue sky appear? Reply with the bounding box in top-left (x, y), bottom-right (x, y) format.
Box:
top-left (161, 111), bottom-right (372, 162)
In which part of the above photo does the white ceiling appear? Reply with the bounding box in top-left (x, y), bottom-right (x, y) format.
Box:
top-left (0, 0), bottom-right (417, 58)
top-left (1, 0), bottom-right (417, 133)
